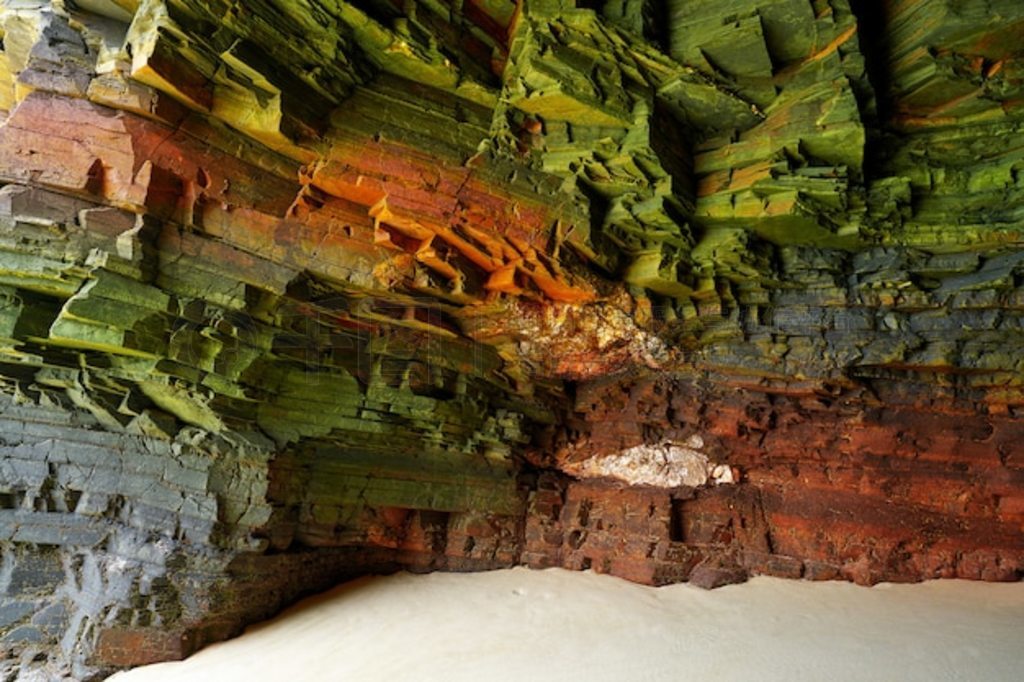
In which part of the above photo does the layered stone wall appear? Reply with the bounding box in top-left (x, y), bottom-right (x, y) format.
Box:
top-left (0, 0), bottom-right (1022, 679)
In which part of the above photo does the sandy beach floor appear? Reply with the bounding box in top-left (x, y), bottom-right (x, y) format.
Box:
top-left (110, 567), bottom-right (1024, 681)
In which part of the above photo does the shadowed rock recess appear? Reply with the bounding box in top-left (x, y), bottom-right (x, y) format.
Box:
top-left (0, 0), bottom-right (1022, 677)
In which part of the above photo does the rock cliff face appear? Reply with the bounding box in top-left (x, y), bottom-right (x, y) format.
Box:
top-left (0, 0), bottom-right (1021, 678)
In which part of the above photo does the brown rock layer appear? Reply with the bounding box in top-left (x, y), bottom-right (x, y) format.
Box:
top-left (530, 376), bottom-right (1023, 585)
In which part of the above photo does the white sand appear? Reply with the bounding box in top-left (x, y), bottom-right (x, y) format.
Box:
top-left (110, 568), bottom-right (1024, 682)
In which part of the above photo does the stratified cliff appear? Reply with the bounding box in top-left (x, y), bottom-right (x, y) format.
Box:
top-left (0, 0), bottom-right (1021, 678)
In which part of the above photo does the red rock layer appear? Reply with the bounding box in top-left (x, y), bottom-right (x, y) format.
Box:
top-left (521, 375), bottom-right (1024, 586)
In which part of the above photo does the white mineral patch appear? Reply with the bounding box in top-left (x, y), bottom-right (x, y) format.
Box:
top-left (564, 435), bottom-right (734, 488)
top-left (711, 464), bottom-right (736, 485)
top-left (111, 568), bottom-right (1024, 682)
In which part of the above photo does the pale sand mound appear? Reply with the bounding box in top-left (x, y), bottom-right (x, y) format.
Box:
top-left (110, 568), bottom-right (1024, 682)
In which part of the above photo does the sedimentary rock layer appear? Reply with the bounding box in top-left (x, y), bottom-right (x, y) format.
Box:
top-left (0, 0), bottom-right (1021, 679)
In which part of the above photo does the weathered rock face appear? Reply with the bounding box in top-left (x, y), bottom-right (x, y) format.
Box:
top-left (0, 0), bottom-right (1021, 678)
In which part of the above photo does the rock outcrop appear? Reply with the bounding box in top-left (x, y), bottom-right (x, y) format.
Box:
top-left (0, 0), bottom-right (1021, 678)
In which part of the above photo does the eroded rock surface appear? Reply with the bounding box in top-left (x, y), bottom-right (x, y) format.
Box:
top-left (0, 0), bottom-right (1022, 678)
